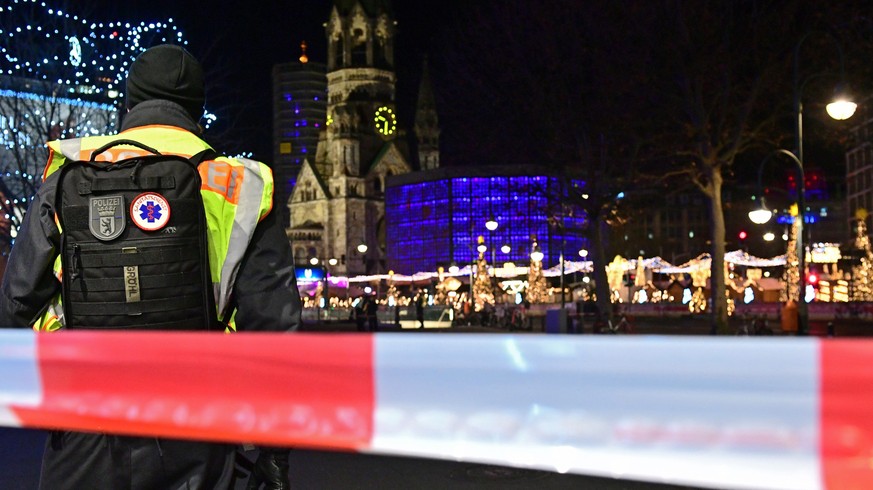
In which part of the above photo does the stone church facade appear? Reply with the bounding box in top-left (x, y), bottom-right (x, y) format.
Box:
top-left (287, 0), bottom-right (439, 277)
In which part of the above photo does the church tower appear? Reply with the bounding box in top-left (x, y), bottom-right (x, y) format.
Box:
top-left (287, 0), bottom-right (413, 277)
top-left (414, 58), bottom-right (440, 170)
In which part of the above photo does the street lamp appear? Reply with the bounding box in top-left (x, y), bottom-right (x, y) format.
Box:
top-left (747, 34), bottom-right (856, 335)
top-left (357, 243), bottom-right (368, 275)
top-left (485, 218), bottom-right (498, 279)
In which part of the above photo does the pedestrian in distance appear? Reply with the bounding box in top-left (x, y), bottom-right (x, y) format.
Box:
top-left (494, 301), bottom-right (506, 329)
top-left (354, 297), bottom-right (367, 332)
top-left (416, 288), bottom-right (426, 328)
top-left (365, 295), bottom-right (379, 332)
top-left (0, 44), bottom-right (301, 490)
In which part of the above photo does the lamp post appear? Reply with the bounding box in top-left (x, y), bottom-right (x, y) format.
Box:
top-left (357, 243), bottom-right (368, 275)
top-left (748, 34), bottom-right (856, 335)
top-left (485, 217), bottom-right (498, 278)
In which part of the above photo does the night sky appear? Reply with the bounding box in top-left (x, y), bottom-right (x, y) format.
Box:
top-left (92, 0), bottom-right (462, 161)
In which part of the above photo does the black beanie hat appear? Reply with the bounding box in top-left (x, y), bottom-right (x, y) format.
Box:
top-left (126, 44), bottom-right (205, 121)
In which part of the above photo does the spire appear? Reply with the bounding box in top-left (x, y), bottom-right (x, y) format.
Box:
top-left (414, 57), bottom-right (440, 170)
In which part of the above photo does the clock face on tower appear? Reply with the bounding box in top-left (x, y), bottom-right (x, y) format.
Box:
top-left (374, 106), bottom-right (397, 136)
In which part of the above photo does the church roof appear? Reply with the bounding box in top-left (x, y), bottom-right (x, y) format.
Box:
top-left (333, 0), bottom-right (393, 17)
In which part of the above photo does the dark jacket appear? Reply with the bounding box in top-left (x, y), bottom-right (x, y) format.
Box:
top-left (0, 101), bottom-right (301, 489)
top-left (0, 100), bottom-right (302, 332)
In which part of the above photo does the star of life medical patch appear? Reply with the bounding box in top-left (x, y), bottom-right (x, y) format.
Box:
top-left (89, 195), bottom-right (125, 241)
top-left (131, 192), bottom-right (171, 231)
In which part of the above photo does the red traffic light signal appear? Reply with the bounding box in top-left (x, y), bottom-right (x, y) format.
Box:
top-left (738, 230), bottom-right (748, 240)
top-left (808, 273), bottom-right (818, 285)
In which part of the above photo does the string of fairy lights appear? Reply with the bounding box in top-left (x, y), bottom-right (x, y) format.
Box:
top-left (0, 0), bottom-right (186, 94)
top-left (0, 1), bottom-right (227, 252)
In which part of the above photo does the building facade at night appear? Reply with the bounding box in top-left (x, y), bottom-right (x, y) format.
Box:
top-left (271, 47), bottom-right (327, 226)
top-left (286, 0), bottom-right (440, 277)
top-left (385, 166), bottom-right (588, 275)
top-left (846, 94), bottom-right (873, 230)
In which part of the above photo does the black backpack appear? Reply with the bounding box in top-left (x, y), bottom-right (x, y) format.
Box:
top-left (55, 139), bottom-right (219, 330)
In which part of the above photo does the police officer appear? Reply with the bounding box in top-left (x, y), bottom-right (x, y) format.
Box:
top-left (0, 45), bottom-right (300, 489)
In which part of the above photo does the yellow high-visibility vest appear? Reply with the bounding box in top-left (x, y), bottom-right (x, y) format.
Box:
top-left (34, 125), bottom-right (274, 332)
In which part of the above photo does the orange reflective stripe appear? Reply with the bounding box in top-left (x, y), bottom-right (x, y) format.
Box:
top-left (42, 146), bottom-right (56, 181)
top-left (199, 161), bottom-right (243, 204)
top-left (36, 315), bottom-right (59, 332)
top-left (88, 147), bottom-right (153, 162)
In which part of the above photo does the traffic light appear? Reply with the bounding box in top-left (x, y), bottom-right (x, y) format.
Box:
top-left (738, 230), bottom-right (747, 241)
top-left (807, 273), bottom-right (818, 285)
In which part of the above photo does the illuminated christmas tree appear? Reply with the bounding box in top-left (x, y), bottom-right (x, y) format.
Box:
top-left (780, 216), bottom-right (800, 303)
top-left (851, 219), bottom-right (873, 301)
top-left (472, 253), bottom-right (495, 310)
top-left (526, 238), bottom-right (548, 303)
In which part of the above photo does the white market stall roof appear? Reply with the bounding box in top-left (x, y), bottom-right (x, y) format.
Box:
top-left (332, 250), bottom-right (788, 284)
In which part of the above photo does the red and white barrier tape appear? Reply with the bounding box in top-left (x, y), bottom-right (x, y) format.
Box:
top-left (0, 330), bottom-right (871, 490)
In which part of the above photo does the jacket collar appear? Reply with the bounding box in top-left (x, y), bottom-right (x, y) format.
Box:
top-left (121, 100), bottom-right (202, 134)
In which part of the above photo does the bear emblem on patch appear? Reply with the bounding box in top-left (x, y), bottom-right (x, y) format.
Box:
top-left (89, 195), bottom-right (125, 241)
top-left (131, 192), bottom-right (171, 231)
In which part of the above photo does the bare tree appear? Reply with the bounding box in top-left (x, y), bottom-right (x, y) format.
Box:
top-left (0, 1), bottom-right (187, 266)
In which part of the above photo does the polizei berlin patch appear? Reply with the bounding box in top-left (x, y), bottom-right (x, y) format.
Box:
top-left (131, 192), bottom-right (171, 231)
top-left (89, 195), bottom-right (125, 241)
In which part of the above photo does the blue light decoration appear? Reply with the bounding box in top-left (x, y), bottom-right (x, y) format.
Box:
top-left (0, 0), bottom-right (190, 251)
top-left (385, 168), bottom-right (589, 275)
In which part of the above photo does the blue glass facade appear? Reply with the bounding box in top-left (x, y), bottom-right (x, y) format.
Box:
top-left (386, 167), bottom-right (588, 275)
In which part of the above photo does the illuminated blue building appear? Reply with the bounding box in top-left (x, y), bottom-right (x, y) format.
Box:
top-left (385, 166), bottom-right (588, 275)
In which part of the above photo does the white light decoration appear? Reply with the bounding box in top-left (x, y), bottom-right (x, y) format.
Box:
top-left (744, 287), bottom-right (754, 304)
top-left (805, 284), bottom-right (816, 303)
top-left (682, 288), bottom-right (692, 304)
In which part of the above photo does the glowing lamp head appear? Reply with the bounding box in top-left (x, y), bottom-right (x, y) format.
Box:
top-left (530, 250), bottom-right (544, 263)
top-left (826, 85), bottom-right (857, 120)
top-left (748, 208), bottom-right (773, 224)
top-left (501, 244), bottom-right (511, 254)
top-left (357, 244), bottom-right (368, 254)
top-left (485, 218), bottom-right (498, 231)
